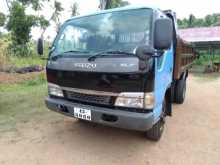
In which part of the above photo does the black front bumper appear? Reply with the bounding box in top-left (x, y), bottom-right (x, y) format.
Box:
top-left (45, 97), bottom-right (154, 131)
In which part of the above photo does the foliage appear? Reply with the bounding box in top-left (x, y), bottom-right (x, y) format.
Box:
top-left (178, 13), bottom-right (220, 29)
top-left (6, 1), bottom-right (36, 55)
top-left (5, 1), bottom-right (49, 56)
top-left (194, 54), bottom-right (220, 65)
top-left (0, 12), bottom-right (6, 27)
top-left (17, 0), bottom-right (49, 10)
top-left (36, 15), bottom-right (50, 30)
top-left (45, 0), bottom-right (64, 33)
top-left (52, 0), bottom-right (64, 21)
top-left (70, 2), bottom-right (79, 17)
top-left (0, 34), bottom-right (11, 69)
top-left (7, 40), bottom-right (49, 67)
top-left (0, 34), bottom-right (49, 70)
top-left (104, 0), bottom-right (129, 9)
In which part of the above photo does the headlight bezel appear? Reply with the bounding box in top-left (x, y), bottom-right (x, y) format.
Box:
top-left (114, 92), bottom-right (154, 109)
top-left (48, 83), bottom-right (64, 97)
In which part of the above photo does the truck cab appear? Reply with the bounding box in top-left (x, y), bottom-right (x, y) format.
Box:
top-left (37, 6), bottom-right (195, 141)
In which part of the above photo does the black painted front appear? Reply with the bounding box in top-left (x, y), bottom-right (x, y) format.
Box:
top-left (46, 57), bottom-right (154, 93)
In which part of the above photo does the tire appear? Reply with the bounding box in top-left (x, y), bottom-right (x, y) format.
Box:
top-left (175, 78), bottom-right (186, 104)
top-left (146, 100), bottom-right (166, 141)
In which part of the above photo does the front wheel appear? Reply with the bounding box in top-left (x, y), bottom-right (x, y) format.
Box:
top-left (145, 100), bottom-right (166, 141)
top-left (145, 119), bottom-right (165, 141)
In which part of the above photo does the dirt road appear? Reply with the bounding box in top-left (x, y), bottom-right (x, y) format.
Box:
top-left (0, 75), bottom-right (220, 165)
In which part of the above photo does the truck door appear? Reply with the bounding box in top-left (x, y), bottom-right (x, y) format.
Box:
top-left (153, 46), bottom-right (174, 122)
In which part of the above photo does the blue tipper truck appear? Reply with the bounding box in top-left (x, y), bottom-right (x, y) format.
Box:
top-left (37, 6), bottom-right (197, 141)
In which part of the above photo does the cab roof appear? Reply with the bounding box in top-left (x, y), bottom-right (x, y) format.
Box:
top-left (65, 5), bottom-right (161, 23)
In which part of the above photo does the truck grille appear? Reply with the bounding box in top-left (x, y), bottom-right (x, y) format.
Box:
top-left (65, 90), bottom-right (112, 105)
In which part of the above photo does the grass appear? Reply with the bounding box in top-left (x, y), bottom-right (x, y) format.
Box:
top-left (8, 55), bottom-right (46, 68)
top-left (0, 74), bottom-right (61, 133)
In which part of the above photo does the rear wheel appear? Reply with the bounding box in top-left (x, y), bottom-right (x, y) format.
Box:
top-left (146, 100), bottom-right (166, 141)
top-left (174, 78), bottom-right (186, 104)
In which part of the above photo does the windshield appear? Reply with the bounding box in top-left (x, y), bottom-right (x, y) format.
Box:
top-left (53, 8), bottom-right (152, 56)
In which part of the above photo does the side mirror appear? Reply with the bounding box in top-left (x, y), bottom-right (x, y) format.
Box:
top-left (154, 18), bottom-right (173, 50)
top-left (37, 38), bottom-right (43, 55)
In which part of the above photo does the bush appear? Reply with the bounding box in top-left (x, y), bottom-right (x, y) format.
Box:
top-left (7, 44), bottom-right (32, 56)
top-left (0, 34), bottom-right (11, 70)
top-left (194, 54), bottom-right (220, 65)
top-left (0, 34), bottom-right (50, 69)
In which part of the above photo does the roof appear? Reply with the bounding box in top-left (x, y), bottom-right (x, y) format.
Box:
top-left (178, 26), bottom-right (220, 43)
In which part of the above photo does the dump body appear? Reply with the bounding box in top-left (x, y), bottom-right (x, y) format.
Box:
top-left (174, 37), bottom-right (197, 79)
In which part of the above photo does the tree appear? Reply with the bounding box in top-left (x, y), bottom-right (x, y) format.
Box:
top-left (7, 1), bottom-right (37, 45)
top-left (100, 0), bottom-right (129, 10)
top-left (48, 0), bottom-right (64, 33)
top-left (178, 13), bottom-right (220, 29)
top-left (188, 14), bottom-right (196, 27)
top-left (18, 0), bottom-right (47, 11)
top-left (70, 2), bottom-right (79, 17)
top-left (0, 12), bottom-right (6, 27)
top-left (106, 0), bottom-right (129, 9)
top-left (6, 1), bottom-right (49, 56)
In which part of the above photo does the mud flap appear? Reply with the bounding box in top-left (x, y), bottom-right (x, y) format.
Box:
top-left (165, 87), bottom-right (172, 116)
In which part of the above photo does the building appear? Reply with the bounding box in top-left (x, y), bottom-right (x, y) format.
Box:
top-left (178, 26), bottom-right (220, 55)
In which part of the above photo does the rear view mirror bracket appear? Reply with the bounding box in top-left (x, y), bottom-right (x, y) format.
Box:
top-left (37, 38), bottom-right (44, 55)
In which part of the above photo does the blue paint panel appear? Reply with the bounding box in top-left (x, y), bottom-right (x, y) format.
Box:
top-left (153, 46), bottom-right (174, 123)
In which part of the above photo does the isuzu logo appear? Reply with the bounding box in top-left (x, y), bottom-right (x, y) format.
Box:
top-left (74, 63), bottom-right (97, 69)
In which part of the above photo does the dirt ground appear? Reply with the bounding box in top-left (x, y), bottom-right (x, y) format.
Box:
top-left (0, 72), bottom-right (44, 84)
top-left (0, 75), bottom-right (220, 165)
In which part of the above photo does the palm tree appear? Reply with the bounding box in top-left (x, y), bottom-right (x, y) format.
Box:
top-left (41, 0), bottom-right (64, 36)
top-left (100, 0), bottom-right (129, 10)
top-left (70, 2), bottom-right (79, 17)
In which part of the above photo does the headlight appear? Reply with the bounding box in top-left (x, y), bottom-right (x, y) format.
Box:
top-left (115, 92), bottom-right (154, 109)
top-left (48, 83), bottom-right (63, 97)
top-left (115, 93), bottom-right (144, 108)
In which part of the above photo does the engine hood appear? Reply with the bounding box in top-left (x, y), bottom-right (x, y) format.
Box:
top-left (46, 57), bottom-right (154, 93)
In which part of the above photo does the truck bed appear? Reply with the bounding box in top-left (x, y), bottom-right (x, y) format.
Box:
top-left (174, 36), bottom-right (198, 80)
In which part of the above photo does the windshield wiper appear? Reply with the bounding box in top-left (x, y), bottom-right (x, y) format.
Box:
top-left (87, 50), bottom-right (136, 61)
top-left (62, 50), bottom-right (90, 54)
top-left (50, 50), bottom-right (90, 61)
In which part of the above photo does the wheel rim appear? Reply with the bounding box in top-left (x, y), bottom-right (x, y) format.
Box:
top-left (159, 120), bottom-right (164, 133)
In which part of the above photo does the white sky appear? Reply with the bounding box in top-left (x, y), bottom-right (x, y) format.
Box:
top-left (1, 0), bottom-right (220, 40)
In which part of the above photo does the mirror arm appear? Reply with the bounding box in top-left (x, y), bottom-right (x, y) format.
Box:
top-left (151, 50), bottom-right (164, 58)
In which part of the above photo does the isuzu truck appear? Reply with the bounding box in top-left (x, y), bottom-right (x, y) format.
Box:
top-left (37, 6), bottom-right (197, 141)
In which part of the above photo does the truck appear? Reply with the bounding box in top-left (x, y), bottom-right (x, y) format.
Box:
top-left (37, 6), bottom-right (197, 141)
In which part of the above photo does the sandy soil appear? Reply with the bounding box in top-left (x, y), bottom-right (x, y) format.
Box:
top-left (1, 75), bottom-right (220, 165)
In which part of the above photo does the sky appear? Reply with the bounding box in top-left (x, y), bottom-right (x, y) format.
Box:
top-left (1, 0), bottom-right (220, 40)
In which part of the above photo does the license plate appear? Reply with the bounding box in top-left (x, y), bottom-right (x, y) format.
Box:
top-left (74, 107), bottom-right (91, 121)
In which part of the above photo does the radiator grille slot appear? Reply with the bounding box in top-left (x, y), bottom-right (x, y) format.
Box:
top-left (65, 90), bottom-right (112, 105)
